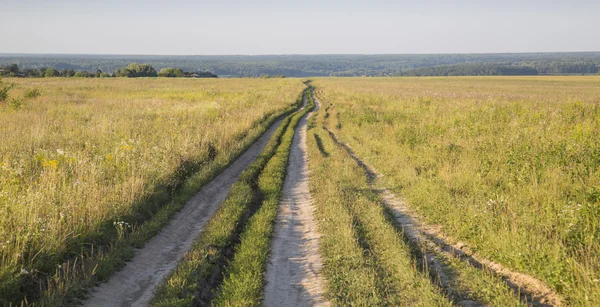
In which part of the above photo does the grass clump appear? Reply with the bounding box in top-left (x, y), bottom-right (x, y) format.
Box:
top-left (23, 88), bottom-right (42, 98)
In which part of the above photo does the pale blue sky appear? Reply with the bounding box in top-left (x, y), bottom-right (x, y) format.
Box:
top-left (1, 0), bottom-right (599, 55)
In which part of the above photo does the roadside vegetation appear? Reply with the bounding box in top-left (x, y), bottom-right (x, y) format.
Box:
top-left (313, 76), bottom-right (600, 306)
top-left (0, 77), bottom-right (305, 305)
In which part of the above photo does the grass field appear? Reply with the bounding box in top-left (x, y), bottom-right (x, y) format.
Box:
top-left (0, 77), bottom-right (304, 305)
top-left (2, 76), bottom-right (599, 306)
top-left (313, 76), bottom-right (600, 306)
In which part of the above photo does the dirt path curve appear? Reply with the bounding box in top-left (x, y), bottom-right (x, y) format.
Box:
top-left (262, 94), bottom-right (330, 307)
top-left (84, 117), bottom-right (287, 307)
top-left (323, 125), bottom-right (563, 307)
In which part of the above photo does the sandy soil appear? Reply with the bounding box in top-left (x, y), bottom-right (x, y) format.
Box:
top-left (262, 96), bottom-right (330, 307)
top-left (324, 125), bottom-right (563, 307)
top-left (83, 117), bottom-right (286, 307)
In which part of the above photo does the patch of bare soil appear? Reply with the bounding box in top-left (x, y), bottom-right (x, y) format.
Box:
top-left (323, 125), bottom-right (564, 307)
top-left (262, 96), bottom-right (330, 307)
top-left (83, 118), bottom-right (286, 307)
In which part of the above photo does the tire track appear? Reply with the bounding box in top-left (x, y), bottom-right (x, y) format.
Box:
top-left (263, 94), bottom-right (330, 307)
top-left (83, 116), bottom-right (288, 307)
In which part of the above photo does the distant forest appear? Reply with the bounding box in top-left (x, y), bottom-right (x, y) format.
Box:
top-left (0, 52), bottom-right (599, 77)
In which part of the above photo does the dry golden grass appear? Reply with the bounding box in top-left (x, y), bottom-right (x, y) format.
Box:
top-left (0, 77), bottom-right (304, 304)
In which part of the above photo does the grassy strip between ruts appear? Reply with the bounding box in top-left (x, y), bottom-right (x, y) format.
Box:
top-left (30, 92), bottom-right (303, 306)
top-left (306, 98), bottom-right (451, 306)
top-left (211, 88), bottom-right (315, 305)
top-left (150, 87), bottom-right (311, 306)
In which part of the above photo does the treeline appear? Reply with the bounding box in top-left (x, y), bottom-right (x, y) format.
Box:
top-left (531, 62), bottom-right (599, 74)
top-left (0, 63), bottom-right (217, 78)
top-left (0, 64), bottom-right (111, 78)
top-left (1, 52), bottom-right (600, 77)
top-left (400, 62), bottom-right (599, 76)
top-left (401, 64), bottom-right (540, 76)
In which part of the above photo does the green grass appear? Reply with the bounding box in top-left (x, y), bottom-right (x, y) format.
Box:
top-left (320, 98), bottom-right (532, 306)
top-left (313, 76), bottom-right (600, 305)
top-left (212, 88), bottom-right (315, 305)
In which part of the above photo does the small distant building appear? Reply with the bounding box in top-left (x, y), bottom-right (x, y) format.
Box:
top-left (189, 71), bottom-right (218, 78)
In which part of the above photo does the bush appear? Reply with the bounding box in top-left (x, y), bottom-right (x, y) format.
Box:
top-left (24, 88), bottom-right (41, 99)
top-left (8, 97), bottom-right (22, 109)
top-left (0, 78), bottom-right (13, 102)
top-left (74, 71), bottom-right (93, 78)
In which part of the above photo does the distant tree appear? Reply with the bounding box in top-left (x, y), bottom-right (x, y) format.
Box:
top-left (0, 64), bottom-right (19, 77)
top-left (44, 68), bottom-right (60, 77)
top-left (7, 64), bottom-right (19, 74)
top-left (22, 68), bottom-right (40, 78)
top-left (116, 63), bottom-right (157, 77)
top-left (39, 67), bottom-right (47, 76)
top-left (158, 67), bottom-right (184, 77)
top-left (61, 69), bottom-right (75, 77)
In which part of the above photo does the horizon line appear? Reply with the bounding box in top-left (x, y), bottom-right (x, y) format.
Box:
top-left (2, 51), bottom-right (600, 57)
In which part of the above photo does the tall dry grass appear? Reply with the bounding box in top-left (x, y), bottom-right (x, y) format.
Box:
top-left (0, 77), bottom-right (304, 304)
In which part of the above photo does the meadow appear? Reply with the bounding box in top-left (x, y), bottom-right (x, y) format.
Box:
top-left (0, 77), bottom-right (304, 304)
top-left (313, 76), bottom-right (600, 305)
top-left (2, 76), bottom-right (599, 306)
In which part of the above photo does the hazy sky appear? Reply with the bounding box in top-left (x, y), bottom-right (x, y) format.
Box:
top-left (1, 0), bottom-right (599, 55)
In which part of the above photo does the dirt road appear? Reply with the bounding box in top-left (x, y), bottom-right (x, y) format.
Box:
top-left (84, 117), bottom-right (286, 307)
top-left (262, 95), bottom-right (330, 307)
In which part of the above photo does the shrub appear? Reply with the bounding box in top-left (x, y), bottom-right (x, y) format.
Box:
top-left (8, 97), bottom-right (22, 109)
top-left (0, 78), bottom-right (13, 102)
top-left (24, 88), bottom-right (42, 99)
top-left (74, 71), bottom-right (93, 78)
